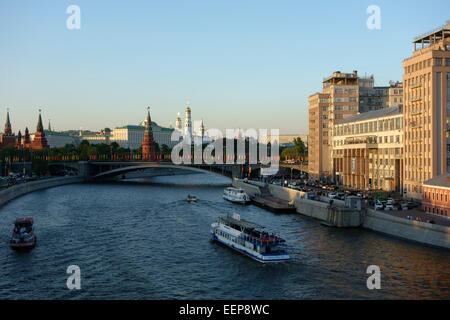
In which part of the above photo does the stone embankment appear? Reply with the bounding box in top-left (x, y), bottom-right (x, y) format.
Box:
top-left (0, 176), bottom-right (83, 208)
top-left (232, 179), bottom-right (450, 249)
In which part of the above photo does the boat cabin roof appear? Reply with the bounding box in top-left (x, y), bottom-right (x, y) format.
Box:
top-left (220, 215), bottom-right (263, 230)
top-left (14, 218), bottom-right (34, 226)
top-left (225, 187), bottom-right (244, 192)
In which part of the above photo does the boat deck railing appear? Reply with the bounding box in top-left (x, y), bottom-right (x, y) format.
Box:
top-left (240, 234), bottom-right (286, 247)
top-left (261, 251), bottom-right (289, 256)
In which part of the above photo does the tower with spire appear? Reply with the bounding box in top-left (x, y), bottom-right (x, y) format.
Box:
top-left (4, 108), bottom-right (12, 136)
top-left (184, 101), bottom-right (192, 138)
top-left (23, 127), bottom-right (31, 149)
top-left (0, 108), bottom-right (16, 149)
top-left (142, 107), bottom-right (156, 161)
top-left (31, 109), bottom-right (49, 150)
top-left (16, 130), bottom-right (22, 149)
top-left (200, 119), bottom-right (205, 139)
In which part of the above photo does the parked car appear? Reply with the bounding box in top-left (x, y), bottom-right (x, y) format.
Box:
top-left (288, 182), bottom-right (302, 190)
top-left (271, 180), bottom-right (282, 186)
top-left (401, 202), bottom-right (418, 210)
top-left (337, 192), bottom-right (345, 200)
top-left (384, 204), bottom-right (395, 211)
top-left (386, 198), bottom-right (396, 205)
top-left (374, 201), bottom-right (384, 210)
top-left (328, 192), bottom-right (337, 199)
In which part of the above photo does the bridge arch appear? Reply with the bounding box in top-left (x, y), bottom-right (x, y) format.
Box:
top-left (91, 163), bottom-right (237, 180)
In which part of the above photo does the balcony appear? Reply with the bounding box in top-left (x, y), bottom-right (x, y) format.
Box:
top-left (410, 82), bottom-right (422, 89)
top-left (342, 136), bottom-right (378, 149)
top-left (410, 110), bottom-right (422, 116)
top-left (411, 137), bottom-right (422, 143)
top-left (411, 97), bottom-right (422, 102)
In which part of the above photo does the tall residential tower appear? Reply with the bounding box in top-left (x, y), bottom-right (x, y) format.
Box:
top-left (402, 22), bottom-right (450, 199)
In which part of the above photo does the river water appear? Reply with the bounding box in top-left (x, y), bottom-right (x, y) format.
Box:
top-left (0, 174), bottom-right (449, 299)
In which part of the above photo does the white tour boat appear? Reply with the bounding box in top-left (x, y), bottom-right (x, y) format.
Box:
top-left (223, 187), bottom-right (251, 204)
top-left (210, 213), bottom-right (290, 263)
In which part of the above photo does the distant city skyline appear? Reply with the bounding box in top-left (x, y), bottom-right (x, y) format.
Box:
top-left (1, 0), bottom-right (449, 133)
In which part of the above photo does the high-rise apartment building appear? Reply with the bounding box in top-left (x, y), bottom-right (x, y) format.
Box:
top-left (308, 71), bottom-right (364, 181)
top-left (402, 22), bottom-right (450, 199)
top-left (308, 70), bottom-right (403, 181)
top-left (359, 78), bottom-right (403, 112)
top-left (308, 93), bottom-right (330, 179)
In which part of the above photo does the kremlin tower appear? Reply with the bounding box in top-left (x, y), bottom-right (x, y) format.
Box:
top-left (142, 107), bottom-right (156, 161)
top-left (184, 101), bottom-right (192, 138)
top-left (4, 109), bottom-right (12, 135)
top-left (200, 119), bottom-right (205, 139)
top-left (175, 112), bottom-right (182, 132)
top-left (31, 110), bottom-right (49, 150)
top-left (0, 109), bottom-right (16, 149)
top-left (23, 127), bottom-right (31, 149)
top-left (16, 130), bottom-right (22, 149)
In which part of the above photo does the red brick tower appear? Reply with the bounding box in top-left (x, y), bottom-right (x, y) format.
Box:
top-left (31, 110), bottom-right (49, 150)
top-left (142, 107), bottom-right (156, 161)
top-left (0, 109), bottom-right (16, 149)
top-left (4, 109), bottom-right (12, 135)
top-left (16, 130), bottom-right (22, 149)
top-left (23, 127), bottom-right (31, 149)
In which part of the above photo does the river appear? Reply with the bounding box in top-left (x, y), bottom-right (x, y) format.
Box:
top-left (0, 174), bottom-right (449, 299)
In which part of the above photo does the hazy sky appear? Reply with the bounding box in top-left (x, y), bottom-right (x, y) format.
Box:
top-left (1, 0), bottom-right (449, 134)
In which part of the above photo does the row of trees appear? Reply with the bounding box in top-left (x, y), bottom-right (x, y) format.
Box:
top-left (280, 137), bottom-right (307, 162)
top-left (1, 137), bottom-right (308, 167)
top-left (0, 141), bottom-right (172, 163)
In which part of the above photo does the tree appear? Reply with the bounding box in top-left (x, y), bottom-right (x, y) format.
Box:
top-left (293, 137), bottom-right (306, 155)
top-left (281, 147), bottom-right (298, 160)
top-left (32, 158), bottom-right (48, 176)
top-left (160, 144), bottom-right (171, 155)
top-left (110, 142), bottom-right (120, 153)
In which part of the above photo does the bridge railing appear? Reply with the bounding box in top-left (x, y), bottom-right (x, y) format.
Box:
top-left (2, 152), bottom-right (305, 166)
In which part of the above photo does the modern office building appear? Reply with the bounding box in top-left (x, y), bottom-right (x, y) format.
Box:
top-left (402, 22), bottom-right (450, 199)
top-left (332, 105), bottom-right (404, 191)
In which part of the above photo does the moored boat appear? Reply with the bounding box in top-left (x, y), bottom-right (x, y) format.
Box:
top-left (10, 218), bottom-right (37, 251)
top-left (210, 213), bottom-right (290, 263)
top-left (223, 187), bottom-right (251, 204)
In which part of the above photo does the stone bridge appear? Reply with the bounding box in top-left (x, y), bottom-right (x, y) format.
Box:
top-left (48, 161), bottom-right (266, 181)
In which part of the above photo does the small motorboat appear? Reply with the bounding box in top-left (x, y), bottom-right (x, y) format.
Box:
top-left (186, 194), bottom-right (198, 203)
top-left (10, 218), bottom-right (37, 251)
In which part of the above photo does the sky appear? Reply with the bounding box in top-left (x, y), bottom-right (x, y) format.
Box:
top-left (0, 0), bottom-right (449, 134)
